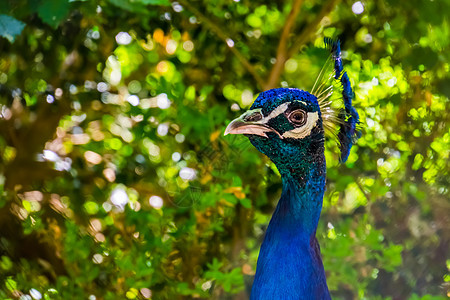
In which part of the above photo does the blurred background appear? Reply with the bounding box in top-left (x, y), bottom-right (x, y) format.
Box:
top-left (0, 0), bottom-right (449, 299)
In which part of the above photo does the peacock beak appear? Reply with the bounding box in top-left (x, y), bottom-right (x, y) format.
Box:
top-left (224, 109), bottom-right (282, 138)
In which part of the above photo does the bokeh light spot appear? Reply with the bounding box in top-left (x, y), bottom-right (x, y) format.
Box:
top-left (175, 133), bottom-right (185, 143)
top-left (166, 39), bottom-right (177, 55)
top-left (92, 254), bottom-right (103, 264)
top-left (149, 195), bottom-right (163, 209)
top-left (127, 95), bottom-right (140, 106)
top-left (172, 152), bottom-right (181, 162)
top-left (285, 59), bottom-right (298, 73)
top-left (157, 93), bottom-right (171, 109)
top-left (115, 32), bottom-right (132, 45)
top-left (226, 38), bottom-right (235, 47)
top-left (156, 61), bottom-right (169, 73)
top-left (140, 288), bottom-right (152, 299)
top-left (157, 124), bottom-right (169, 136)
top-left (183, 40), bottom-right (194, 52)
top-left (352, 1), bottom-right (364, 14)
top-left (30, 288), bottom-right (42, 300)
top-left (172, 2), bottom-right (183, 12)
top-left (110, 187), bottom-right (129, 208)
top-left (241, 89), bottom-right (253, 106)
top-left (84, 151), bottom-right (102, 165)
top-left (179, 167), bottom-right (196, 181)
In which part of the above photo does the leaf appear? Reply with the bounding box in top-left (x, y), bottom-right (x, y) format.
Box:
top-left (0, 14), bottom-right (25, 42)
top-left (37, 0), bottom-right (70, 28)
top-left (108, 0), bottom-right (144, 13)
top-left (138, 0), bottom-right (171, 5)
top-left (5, 277), bottom-right (17, 291)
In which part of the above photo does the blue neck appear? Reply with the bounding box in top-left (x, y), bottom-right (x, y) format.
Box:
top-left (250, 155), bottom-right (331, 299)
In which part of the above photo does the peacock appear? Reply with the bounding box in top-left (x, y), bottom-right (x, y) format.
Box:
top-left (224, 39), bottom-right (360, 299)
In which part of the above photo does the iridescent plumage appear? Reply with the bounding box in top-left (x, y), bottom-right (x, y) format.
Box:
top-left (225, 39), bottom-right (360, 299)
top-left (323, 38), bottom-right (361, 162)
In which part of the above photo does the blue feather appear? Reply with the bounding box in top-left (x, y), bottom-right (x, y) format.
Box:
top-left (244, 89), bottom-right (331, 299)
top-left (224, 40), bottom-right (360, 299)
top-left (325, 38), bottom-right (361, 162)
top-left (250, 171), bottom-right (331, 299)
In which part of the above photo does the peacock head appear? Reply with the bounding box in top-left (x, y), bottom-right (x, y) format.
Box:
top-left (224, 88), bottom-right (325, 174)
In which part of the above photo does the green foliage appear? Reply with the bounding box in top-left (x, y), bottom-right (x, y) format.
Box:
top-left (36, 0), bottom-right (70, 28)
top-left (0, 0), bottom-right (449, 299)
top-left (204, 258), bottom-right (244, 294)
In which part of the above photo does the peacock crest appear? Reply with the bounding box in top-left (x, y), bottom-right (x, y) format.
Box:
top-left (314, 38), bottom-right (361, 162)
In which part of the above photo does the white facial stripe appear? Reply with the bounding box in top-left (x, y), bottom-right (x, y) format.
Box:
top-left (262, 100), bottom-right (307, 124)
top-left (262, 103), bottom-right (288, 123)
top-left (293, 100), bottom-right (307, 106)
top-left (282, 111), bottom-right (319, 139)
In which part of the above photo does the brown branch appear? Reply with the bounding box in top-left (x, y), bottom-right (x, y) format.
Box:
top-left (264, 0), bottom-right (304, 90)
top-left (287, 0), bottom-right (341, 58)
top-left (176, 0), bottom-right (265, 88)
top-left (264, 0), bottom-right (341, 90)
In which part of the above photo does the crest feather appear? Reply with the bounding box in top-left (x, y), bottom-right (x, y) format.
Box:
top-left (312, 38), bottom-right (361, 162)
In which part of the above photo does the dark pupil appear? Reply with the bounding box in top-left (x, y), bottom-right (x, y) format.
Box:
top-left (293, 113), bottom-right (303, 121)
top-left (289, 110), bottom-right (306, 125)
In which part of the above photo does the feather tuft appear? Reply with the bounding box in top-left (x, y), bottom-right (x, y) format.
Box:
top-left (314, 38), bottom-right (361, 162)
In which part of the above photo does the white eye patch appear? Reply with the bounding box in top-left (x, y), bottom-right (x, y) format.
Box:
top-left (261, 101), bottom-right (319, 139)
top-left (282, 111), bottom-right (319, 139)
top-left (262, 100), bottom-right (307, 124)
top-left (262, 103), bottom-right (289, 123)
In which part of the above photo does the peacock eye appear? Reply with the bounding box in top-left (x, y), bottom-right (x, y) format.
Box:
top-left (288, 110), bottom-right (307, 126)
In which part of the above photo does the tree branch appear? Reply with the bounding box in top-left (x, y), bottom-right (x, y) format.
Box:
top-left (265, 0), bottom-right (341, 90)
top-left (177, 0), bottom-right (265, 88)
top-left (287, 0), bottom-right (340, 58)
top-left (264, 0), bottom-right (304, 91)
